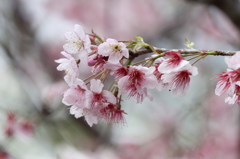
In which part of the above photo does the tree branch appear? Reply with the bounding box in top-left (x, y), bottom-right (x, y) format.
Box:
top-left (129, 48), bottom-right (237, 57)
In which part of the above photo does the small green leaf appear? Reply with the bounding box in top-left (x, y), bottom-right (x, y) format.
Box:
top-left (184, 38), bottom-right (194, 49)
top-left (126, 41), bottom-right (137, 48)
top-left (134, 36), bottom-right (144, 42)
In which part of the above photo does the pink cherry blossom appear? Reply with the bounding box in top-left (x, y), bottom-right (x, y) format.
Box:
top-left (225, 51), bottom-right (240, 70)
top-left (62, 78), bottom-right (90, 108)
top-left (90, 55), bottom-right (108, 73)
top-left (100, 103), bottom-right (127, 126)
top-left (104, 62), bottom-right (129, 80)
top-left (215, 70), bottom-right (234, 96)
top-left (88, 79), bottom-right (117, 108)
top-left (162, 64), bottom-right (198, 97)
top-left (70, 105), bottom-right (98, 127)
top-left (153, 57), bottom-right (169, 91)
top-left (98, 38), bottom-right (129, 63)
top-left (118, 65), bottom-right (157, 103)
top-left (63, 24), bottom-right (91, 63)
top-left (158, 51), bottom-right (189, 73)
top-left (225, 81), bottom-right (240, 105)
top-left (215, 69), bottom-right (240, 96)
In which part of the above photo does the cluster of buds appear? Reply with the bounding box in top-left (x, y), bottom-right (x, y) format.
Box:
top-left (215, 52), bottom-right (240, 105)
top-left (56, 24), bottom-right (199, 127)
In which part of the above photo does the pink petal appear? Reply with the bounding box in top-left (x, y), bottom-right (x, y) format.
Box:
top-left (102, 90), bottom-right (116, 104)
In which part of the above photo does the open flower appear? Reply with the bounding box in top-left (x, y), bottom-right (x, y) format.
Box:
top-left (158, 51), bottom-right (189, 73)
top-left (104, 62), bottom-right (129, 80)
top-left (162, 64), bottom-right (198, 97)
top-left (62, 78), bottom-right (91, 108)
top-left (63, 24), bottom-right (91, 63)
top-left (98, 38), bottom-right (129, 63)
top-left (118, 65), bottom-right (157, 103)
top-left (88, 79), bottom-right (117, 108)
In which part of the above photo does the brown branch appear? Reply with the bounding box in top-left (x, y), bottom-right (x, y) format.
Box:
top-left (129, 48), bottom-right (238, 57)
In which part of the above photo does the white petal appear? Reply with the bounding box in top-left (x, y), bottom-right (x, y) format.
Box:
top-left (74, 24), bottom-right (86, 39)
top-left (62, 88), bottom-right (79, 106)
top-left (97, 43), bottom-right (112, 56)
top-left (108, 54), bottom-right (122, 63)
top-left (142, 75), bottom-right (158, 89)
top-left (90, 79), bottom-right (103, 94)
top-left (120, 43), bottom-right (129, 58)
top-left (63, 43), bottom-right (80, 54)
top-left (65, 31), bottom-right (79, 42)
top-left (84, 111), bottom-right (98, 127)
top-left (78, 49), bottom-right (88, 65)
top-left (83, 35), bottom-right (91, 52)
top-left (70, 106), bottom-right (83, 118)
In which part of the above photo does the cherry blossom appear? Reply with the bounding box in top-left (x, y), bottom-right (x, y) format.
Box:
top-left (162, 64), bottom-right (198, 97)
top-left (70, 105), bottom-right (99, 127)
top-left (98, 38), bottom-right (129, 63)
top-left (152, 57), bottom-right (169, 91)
top-left (55, 51), bottom-right (79, 86)
top-left (225, 82), bottom-right (240, 105)
top-left (225, 51), bottom-right (240, 70)
top-left (215, 52), bottom-right (240, 105)
top-left (90, 55), bottom-right (108, 73)
top-left (118, 65), bottom-right (157, 103)
top-left (63, 24), bottom-right (91, 63)
top-left (104, 62), bottom-right (129, 80)
top-left (62, 78), bottom-right (91, 108)
top-left (88, 79), bottom-right (116, 108)
top-left (100, 103), bottom-right (127, 125)
top-left (158, 51), bottom-right (189, 73)
top-left (215, 70), bottom-right (234, 96)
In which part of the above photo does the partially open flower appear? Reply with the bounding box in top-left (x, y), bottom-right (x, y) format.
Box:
top-left (63, 24), bottom-right (91, 63)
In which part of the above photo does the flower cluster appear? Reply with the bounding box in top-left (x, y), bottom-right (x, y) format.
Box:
top-left (215, 52), bottom-right (240, 105)
top-left (56, 24), bottom-right (198, 127)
